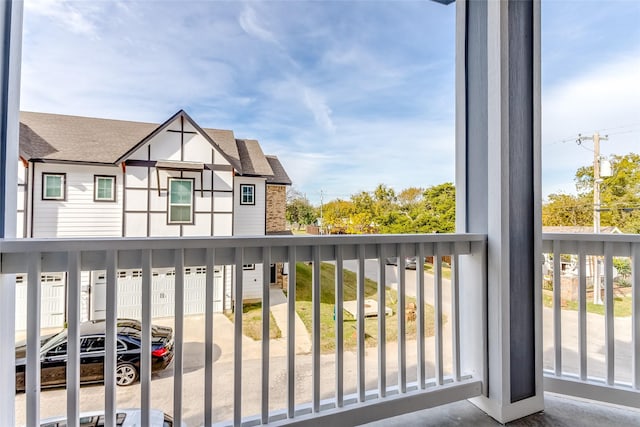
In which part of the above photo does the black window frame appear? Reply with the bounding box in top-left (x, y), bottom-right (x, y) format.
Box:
top-left (240, 183), bottom-right (255, 205)
top-left (94, 175), bottom-right (117, 202)
top-left (42, 173), bottom-right (66, 201)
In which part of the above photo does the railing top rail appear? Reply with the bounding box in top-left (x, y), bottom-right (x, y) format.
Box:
top-left (0, 233), bottom-right (487, 253)
top-left (543, 233), bottom-right (640, 243)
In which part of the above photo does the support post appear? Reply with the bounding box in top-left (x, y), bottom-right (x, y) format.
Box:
top-left (456, 0), bottom-right (544, 422)
top-left (0, 1), bottom-right (23, 426)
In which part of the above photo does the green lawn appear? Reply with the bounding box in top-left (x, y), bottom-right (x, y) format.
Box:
top-left (423, 263), bottom-right (452, 280)
top-left (542, 292), bottom-right (633, 317)
top-left (226, 302), bottom-right (282, 341)
top-left (294, 262), bottom-right (439, 353)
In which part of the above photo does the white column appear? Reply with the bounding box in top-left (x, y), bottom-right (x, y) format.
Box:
top-left (0, 1), bottom-right (23, 426)
top-left (456, 0), bottom-right (544, 423)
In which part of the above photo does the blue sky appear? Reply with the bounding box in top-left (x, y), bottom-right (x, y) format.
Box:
top-left (20, 0), bottom-right (639, 205)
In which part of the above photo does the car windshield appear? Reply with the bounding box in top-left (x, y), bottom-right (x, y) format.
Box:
top-left (40, 331), bottom-right (67, 355)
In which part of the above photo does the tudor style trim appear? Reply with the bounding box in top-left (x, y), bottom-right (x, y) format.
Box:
top-left (115, 110), bottom-right (243, 173)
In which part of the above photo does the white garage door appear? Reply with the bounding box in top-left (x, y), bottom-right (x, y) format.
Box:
top-left (91, 267), bottom-right (224, 321)
top-left (15, 273), bottom-right (66, 331)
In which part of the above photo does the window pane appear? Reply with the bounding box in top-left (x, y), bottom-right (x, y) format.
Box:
top-left (241, 185), bottom-right (253, 204)
top-left (45, 175), bottom-right (62, 198)
top-left (170, 205), bottom-right (191, 222)
top-left (97, 177), bottom-right (113, 200)
top-left (170, 180), bottom-right (192, 204)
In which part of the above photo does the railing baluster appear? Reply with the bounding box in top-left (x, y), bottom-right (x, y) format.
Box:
top-left (67, 251), bottom-right (81, 427)
top-left (174, 249), bottom-right (185, 426)
top-left (335, 245), bottom-right (344, 407)
top-left (26, 252), bottom-right (41, 427)
top-left (377, 244), bottom-right (387, 398)
top-left (105, 250), bottom-right (118, 427)
top-left (578, 246), bottom-right (587, 380)
top-left (451, 253), bottom-right (461, 382)
top-left (604, 243), bottom-right (615, 385)
top-left (416, 244), bottom-right (426, 389)
top-left (312, 245), bottom-right (321, 412)
top-left (204, 248), bottom-right (215, 427)
top-left (398, 245), bottom-right (407, 393)
top-left (553, 241), bottom-right (562, 377)
top-left (234, 248), bottom-right (244, 425)
top-left (357, 244), bottom-right (366, 402)
top-left (287, 246), bottom-right (297, 418)
top-left (262, 247), bottom-right (271, 423)
top-left (632, 243), bottom-right (640, 390)
top-left (434, 251), bottom-right (443, 386)
top-left (141, 249), bottom-right (152, 427)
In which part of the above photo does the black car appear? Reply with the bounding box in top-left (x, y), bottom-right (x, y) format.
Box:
top-left (16, 319), bottom-right (174, 391)
top-left (385, 256), bottom-right (418, 270)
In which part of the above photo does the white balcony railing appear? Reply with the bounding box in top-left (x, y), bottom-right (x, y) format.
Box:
top-left (2, 233), bottom-right (487, 427)
top-left (542, 233), bottom-right (640, 408)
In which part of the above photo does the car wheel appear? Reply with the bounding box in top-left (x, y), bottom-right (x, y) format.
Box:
top-left (116, 363), bottom-right (139, 386)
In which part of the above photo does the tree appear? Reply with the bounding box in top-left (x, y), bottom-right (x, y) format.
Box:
top-left (542, 193), bottom-right (592, 227)
top-left (285, 189), bottom-right (316, 230)
top-left (572, 153), bottom-right (640, 233)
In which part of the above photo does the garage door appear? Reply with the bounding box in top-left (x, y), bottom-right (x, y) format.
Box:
top-left (15, 273), bottom-right (66, 331)
top-left (91, 267), bottom-right (224, 320)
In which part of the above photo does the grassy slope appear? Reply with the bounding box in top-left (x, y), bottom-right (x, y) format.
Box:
top-left (294, 262), bottom-right (438, 353)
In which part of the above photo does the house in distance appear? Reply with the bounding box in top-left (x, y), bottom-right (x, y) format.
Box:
top-left (15, 109), bottom-right (291, 330)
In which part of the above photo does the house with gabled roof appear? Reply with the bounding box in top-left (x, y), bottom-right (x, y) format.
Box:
top-left (15, 109), bottom-right (291, 328)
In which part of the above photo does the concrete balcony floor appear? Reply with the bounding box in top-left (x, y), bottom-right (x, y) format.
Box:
top-left (361, 393), bottom-right (640, 426)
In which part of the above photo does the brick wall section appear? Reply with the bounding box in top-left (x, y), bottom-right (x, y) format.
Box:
top-left (266, 184), bottom-right (288, 288)
top-left (266, 184), bottom-right (286, 232)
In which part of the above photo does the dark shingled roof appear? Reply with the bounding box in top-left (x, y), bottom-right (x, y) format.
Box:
top-left (18, 111), bottom-right (290, 183)
top-left (265, 155), bottom-right (292, 185)
top-left (20, 111), bottom-right (157, 164)
top-left (235, 139), bottom-right (274, 176)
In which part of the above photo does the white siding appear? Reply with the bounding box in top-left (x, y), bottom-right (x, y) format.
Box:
top-left (149, 213), bottom-right (180, 236)
top-left (17, 161), bottom-right (27, 237)
top-left (182, 213), bottom-right (211, 236)
top-left (150, 129), bottom-right (181, 161)
top-left (234, 177), bottom-right (266, 236)
top-left (183, 132), bottom-right (213, 163)
top-left (125, 188), bottom-right (148, 211)
top-left (202, 169), bottom-right (212, 190)
top-left (215, 192), bottom-right (233, 212)
top-left (125, 213), bottom-right (147, 237)
top-left (126, 165), bottom-right (148, 188)
top-left (214, 170), bottom-right (233, 191)
top-left (241, 265), bottom-right (263, 301)
top-left (195, 192), bottom-right (211, 212)
top-left (213, 213), bottom-right (233, 236)
top-left (17, 160), bottom-right (26, 184)
top-left (32, 163), bottom-right (123, 238)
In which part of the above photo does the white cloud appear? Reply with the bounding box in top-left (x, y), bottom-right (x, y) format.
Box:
top-left (238, 6), bottom-right (279, 45)
top-left (542, 53), bottom-right (640, 196)
top-left (303, 88), bottom-right (336, 133)
top-left (25, 0), bottom-right (98, 35)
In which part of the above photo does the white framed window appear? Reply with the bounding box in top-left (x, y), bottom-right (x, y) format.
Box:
top-left (94, 175), bottom-right (116, 201)
top-left (42, 173), bottom-right (65, 200)
top-left (240, 184), bottom-right (255, 205)
top-left (243, 264), bottom-right (255, 270)
top-left (168, 178), bottom-right (194, 224)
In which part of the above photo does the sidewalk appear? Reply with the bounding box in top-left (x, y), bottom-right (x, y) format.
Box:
top-left (269, 285), bottom-right (312, 354)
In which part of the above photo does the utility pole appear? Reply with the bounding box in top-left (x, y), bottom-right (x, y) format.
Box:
top-left (319, 189), bottom-right (324, 235)
top-left (577, 132), bottom-right (609, 304)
